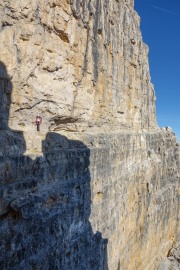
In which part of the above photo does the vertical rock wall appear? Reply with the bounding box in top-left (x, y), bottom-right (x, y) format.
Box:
top-left (0, 0), bottom-right (157, 133)
top-left (0, 1), bottom-right (179, 270)
top-left (0, 130), bottom-right (179, 270)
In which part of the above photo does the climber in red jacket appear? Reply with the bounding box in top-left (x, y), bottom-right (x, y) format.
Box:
top-left (35, 115), bottom-right (42, 131)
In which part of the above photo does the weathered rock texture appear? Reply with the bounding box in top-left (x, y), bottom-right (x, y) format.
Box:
top-left (0, 0), bottom-right (179, 270)
top-left (159, 237), bottom-right (180, 270)
top-left (0, 0), bottom-right (157, 135)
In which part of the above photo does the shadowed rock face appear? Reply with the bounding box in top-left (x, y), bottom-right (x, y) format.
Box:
top-left (0, 1), bottom-right (179, 270)
top-left (0, 62), bottom-right (12, 130)
top-left (0, 132), bottom-right (108, 270)
top-left (0, 121), bottom-right (179, 269)
top-left (0, 62), bottom-right (26, 156)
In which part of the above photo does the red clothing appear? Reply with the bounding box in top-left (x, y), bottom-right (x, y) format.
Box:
top-left (35, 116), bottom-right (42, 125)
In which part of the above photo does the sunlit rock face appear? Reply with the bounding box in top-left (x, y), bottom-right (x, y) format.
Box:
top-left (0, 0), bottom-right (157, 133)
top-left (0, 1), bottom-right (179, 270)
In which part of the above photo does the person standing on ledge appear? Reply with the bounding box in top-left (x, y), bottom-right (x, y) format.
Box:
top-left (35, 115), bottom-right (42, 131)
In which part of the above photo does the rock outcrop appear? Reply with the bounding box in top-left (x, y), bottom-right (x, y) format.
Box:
top-left (0, 0), bottom-right (179, 269)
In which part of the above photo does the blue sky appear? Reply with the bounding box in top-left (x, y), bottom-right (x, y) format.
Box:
top-left (134, 0), bottom-right (180, 141)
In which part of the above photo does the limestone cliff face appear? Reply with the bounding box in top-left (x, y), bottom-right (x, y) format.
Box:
top-left (0, 1), bottom-right (179, 270)
top-left (0, 0), bottom-right (157, 134)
